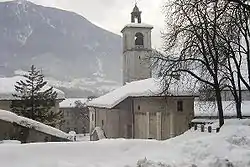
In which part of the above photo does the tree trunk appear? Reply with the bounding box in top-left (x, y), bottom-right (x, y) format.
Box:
top-left (236, 72), bottom-right (242, 119)
top-left (215, 88), bottom-right (224, 127)
top-left (236, 100), bottom-right (242, 118)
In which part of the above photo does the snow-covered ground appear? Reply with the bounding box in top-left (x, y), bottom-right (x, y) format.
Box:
top-left (75, 134), bottom-right (90, 141)
top-left (0, 119), bottom-right (249, 167)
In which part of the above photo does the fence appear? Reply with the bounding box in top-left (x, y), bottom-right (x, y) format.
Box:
top-left (193, 124), bottom-right (220, 133)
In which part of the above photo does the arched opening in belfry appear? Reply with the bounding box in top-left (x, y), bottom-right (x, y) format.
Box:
top-left (135, 32), bottom-right (144, 46)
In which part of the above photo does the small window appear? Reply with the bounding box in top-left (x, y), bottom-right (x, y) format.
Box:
top-left (92, 113), bottom-right (94, 121)
top-left (177, 100), bottom-right (183, 112)
top-left (135, 32), bottom-right (144, 46)
top-left (138, 105), bottom-right (140, 110)
top-left (101, 120), bottom-right (104, 127)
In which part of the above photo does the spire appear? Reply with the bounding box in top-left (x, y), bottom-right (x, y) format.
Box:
top-left (131, 3), bottom-right (142, 23)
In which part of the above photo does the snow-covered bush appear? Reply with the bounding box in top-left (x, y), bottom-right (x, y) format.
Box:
top-left (0, 140), bottom-right (21, 144)
top-left (136, 158), bottom-right (172, 167)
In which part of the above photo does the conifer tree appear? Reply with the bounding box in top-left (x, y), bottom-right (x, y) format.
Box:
top-left (11, 65), bottom-right (63, 127)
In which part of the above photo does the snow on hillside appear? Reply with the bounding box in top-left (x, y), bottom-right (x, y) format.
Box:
top-left (46, 76), bottom-right (120, 94)
top-left (0, 76), bottom-right (65, 100)
top-left (15, 69), bottom-right (121, 97)
top-left (0, 119), bottom-right (249, 167)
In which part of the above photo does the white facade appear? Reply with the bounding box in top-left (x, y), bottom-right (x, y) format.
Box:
top-left (59, 98), bottom-right (89, 134)
top-left (121, 8), bottom-right (153, 84)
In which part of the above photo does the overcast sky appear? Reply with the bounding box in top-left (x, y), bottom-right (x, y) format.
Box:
top-left (3, 0), bottom-right (166, 48)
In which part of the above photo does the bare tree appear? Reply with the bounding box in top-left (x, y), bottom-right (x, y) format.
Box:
top-left (74, 100), bottom-right (89, 121)
top-left (153, 0), bottom-right (249, 127)
top-left (228, 0), bottom-right (250, 11)
top-left (215, 1), bottom-right (250, 118)
top-left (70, 100), bottom-right (89, 134)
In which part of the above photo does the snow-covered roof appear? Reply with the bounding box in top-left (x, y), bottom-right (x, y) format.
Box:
top-left (59, 98), bottom-right (88, 108)
top-left (0, 109), bottom-right (69, 139)
top-left (0, 76), bottom-right (65, 100)
top-left (121, 23), bottom-right (153, 32)
top-left (88, 78), bottom-right (196, 109)
top-left (194, 100), bottom-right (250, 117)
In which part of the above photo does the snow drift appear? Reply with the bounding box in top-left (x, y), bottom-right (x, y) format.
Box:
top-left (0, 119), bottom-right (249, 167)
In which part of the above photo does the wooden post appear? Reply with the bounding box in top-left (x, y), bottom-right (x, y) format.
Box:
top-left (194, 124), bottom-right (197, 131)
top-left (201, 125), bottom-right (204, 132)
top-left (146, 112), bottom-right (150, 139)
top-left (170, 112), bottom-right (175, 137)
top-left (156, 112), bottom-right (162, 140)
top-left (208, 126), bottom-right (212, 133)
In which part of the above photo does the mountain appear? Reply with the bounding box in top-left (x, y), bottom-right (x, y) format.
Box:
top-left (0, 0), bottom-right (122, 97)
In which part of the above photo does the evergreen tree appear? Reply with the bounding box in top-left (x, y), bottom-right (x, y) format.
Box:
top-left (10, 65), bottom-right (63, 127)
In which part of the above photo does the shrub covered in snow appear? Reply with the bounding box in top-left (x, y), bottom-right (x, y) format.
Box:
top-left (0, 140), bottom-right (21, 145)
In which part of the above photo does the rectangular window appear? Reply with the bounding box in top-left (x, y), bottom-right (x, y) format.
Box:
top-left (177, 100), bottom-right (183, 112)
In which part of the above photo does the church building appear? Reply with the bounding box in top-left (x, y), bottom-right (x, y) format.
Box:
top-left (88, 5), bottom-right (196, 140)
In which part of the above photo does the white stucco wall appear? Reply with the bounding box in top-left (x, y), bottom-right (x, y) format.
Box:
top-left (90, 96), bottom-right (195, 140)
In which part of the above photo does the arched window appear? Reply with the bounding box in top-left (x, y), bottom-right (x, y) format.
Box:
top-left (135, 32), bottom-right (144, 46)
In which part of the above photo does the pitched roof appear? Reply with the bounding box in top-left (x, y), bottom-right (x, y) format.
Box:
top-left (0, 109), bottom-right (69, 140)
top-left (88, 78), bottom-right (196, 109)
top-left (59, 98), bottom-right (88, 108)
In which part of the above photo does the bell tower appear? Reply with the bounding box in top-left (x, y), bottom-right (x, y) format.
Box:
top-left (121, 4), bottom-right (153, 85)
